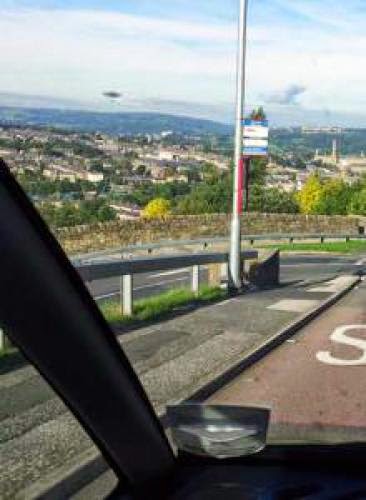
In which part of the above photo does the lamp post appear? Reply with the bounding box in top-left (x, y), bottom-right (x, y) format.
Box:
top-left (229, 0), bottom-right (248, 290)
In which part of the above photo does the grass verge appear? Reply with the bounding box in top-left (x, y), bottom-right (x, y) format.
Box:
top-left (100, 286), bottom-right (227, 325)
top-left (260, 240), bottom-right (366, 254)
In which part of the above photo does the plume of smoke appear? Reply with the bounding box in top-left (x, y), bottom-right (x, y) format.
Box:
top-left (262, 85), bottom-right (306, 105)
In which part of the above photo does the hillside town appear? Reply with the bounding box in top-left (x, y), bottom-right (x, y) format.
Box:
top-left (1, 123), bottom-right (366, 226)
top-left (0, 125), bottom-right (229, 180)
top-left (0, 125), bottom-right (230, 215)
top-left (267, 129), bottom-right (366, 193)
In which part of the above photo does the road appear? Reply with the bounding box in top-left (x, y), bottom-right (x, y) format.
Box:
top-left (280, 253), bottom-right (366, 283)
top-left (1, 251), bottom-right (365, 498)
top-left (86, 253), bottom-right (365, 303)
top-left (209, 276), bottom-right (366, 444)
top-left (86, 266), bottom-right (198, 302)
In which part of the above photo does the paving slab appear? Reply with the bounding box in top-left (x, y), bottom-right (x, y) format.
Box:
top-left (267, 299), bottom-right (320, 313)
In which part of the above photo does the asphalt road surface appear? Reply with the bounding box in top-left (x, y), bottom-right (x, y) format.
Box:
top-left (209, 277), bottom-right (366, 444)
top-left (86, 266), bottom-right (199, 302)
top-left (1, 251), bottom-right (366, 499)
top-left (86, 253), bottom-right (366, 303)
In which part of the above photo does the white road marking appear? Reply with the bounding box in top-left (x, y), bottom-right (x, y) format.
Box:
top-left (307, 287), bottom-right (334, 293)
top-left (316, 325), bottom-right (366, 366)
top-left (95, 291), bottom-right (119, 300)
top-left (356, 258), bottom-right (366, 266)
top-left (149, 268), bottom-right (189, 279)
top-left (94, 277), bottom-right (189, 300)
top-left (214, 298), bottom-right (238, 307)
top-left (267, 299), bottom-right (319, 313)
top-left (281, 262), bottom-right (346, 268)
top-left (307, 276), bottom-right (355, 293)
top-left (134, 277), bottom-right (187, 291)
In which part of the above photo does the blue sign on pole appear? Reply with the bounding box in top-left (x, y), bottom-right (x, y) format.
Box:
top-left (243, 119), bottom-right (269, 128)
top-left (242, 119), bottom-right (269, 157)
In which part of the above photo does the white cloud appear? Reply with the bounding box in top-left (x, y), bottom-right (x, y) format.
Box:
top-left (0, 8), bottom-right (237, 104)
top-left (1, 4), bottom-right (366, 122)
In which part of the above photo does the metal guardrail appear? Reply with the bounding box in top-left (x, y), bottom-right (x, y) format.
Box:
top-left (77, 250), bottom-right (258, 316)
top-left (72, 232), bottom-right (366, 263)
top-left (1, 250), bottom-right (257, 349)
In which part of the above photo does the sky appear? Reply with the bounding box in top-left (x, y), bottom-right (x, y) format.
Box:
top-left (1, 0), bottom-right (366, 125)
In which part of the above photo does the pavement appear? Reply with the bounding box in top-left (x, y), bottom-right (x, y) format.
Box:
top-left (209, 277), bottom-right (366, 445)
top-left (0, 252), bottom-right (365, 498)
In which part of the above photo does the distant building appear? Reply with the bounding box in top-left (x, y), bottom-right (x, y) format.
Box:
top-left (84, 172), bottom-right (104, 183)
top-left (339, 157), bottom-right (366, 174)
top-left (296, 172), bottom-right (310, 191)
top-left (121, 176), bottom-right (151, 187)
top-left (43, 166), bottom-right (77, 182)
top-left (302, 126), bottom-right (343, 134)
top-left (161, 130), bottom-right (174, 138)
top-left (314, 138), bottom-right (340, 167)
top-left (43, 166), bottom-right (104, 183)
top-left (158, 149), bottom-right (181, 161)
top-left (165, 173), bottom-right (189, 184)
top-left (110, 204), bottom-right (141, 220)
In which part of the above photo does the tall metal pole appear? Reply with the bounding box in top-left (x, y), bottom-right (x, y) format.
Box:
top-left (229, 0), bottom-right (248, 290)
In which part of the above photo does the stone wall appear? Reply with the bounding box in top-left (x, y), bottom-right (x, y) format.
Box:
top-left (55, 213), bottom-right (362, 255)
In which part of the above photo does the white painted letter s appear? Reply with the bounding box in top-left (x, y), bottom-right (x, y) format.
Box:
top-left (316, 325), bottom-right (366, 366)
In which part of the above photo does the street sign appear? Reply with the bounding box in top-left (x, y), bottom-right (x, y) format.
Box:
top-left (243, 139), bottom-right (268, 148)
top-left (243, 119), bottom-right (269, 157)
top-left (243, 126), bottom-right (269, 139)
top-left (243, 146), bottom-right (268, 156)
top-left (243, 118), bottom-right (269, 130)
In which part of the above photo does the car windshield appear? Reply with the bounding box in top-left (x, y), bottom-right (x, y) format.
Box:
top-left (1, 0), bottom-right (366, 498)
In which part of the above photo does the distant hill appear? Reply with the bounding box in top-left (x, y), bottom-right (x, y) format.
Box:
top-left (0, 106), bottom-right (232, 136)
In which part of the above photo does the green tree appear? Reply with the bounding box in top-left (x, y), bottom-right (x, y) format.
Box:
top-left (114, 157), bottom-right (134, 174)
top-left (175, 179), bottom-right (231, 215)
top-left (348, 188), bottom-right (366, 215)
top-left (89, 161), bottom-right (104, 173)
top-left (38, 199), bottom-right (117, 228)
top-left (250, 106), bottom-right (267, 120)
top-left (123, 182), bottom-right (191, 208)
top-left (314, 179), bottom-right (352, 215)
top-left (202, 162), bottom-right (220, 184)
top-left (250, 158), bottom-right (267, 185)
top-left (97, 204), bottom-right (117, 222)
top-left (135, 165), bottom-right (147, 176)
top-left (250, 186), bottom-right (299, 214)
